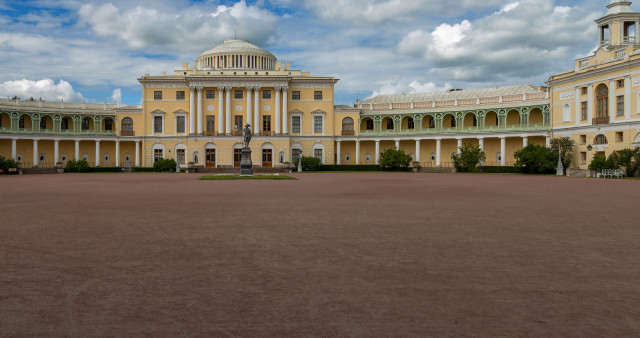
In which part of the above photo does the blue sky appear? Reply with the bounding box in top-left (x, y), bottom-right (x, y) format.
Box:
top-left (0, 0), bottom-right (626, 106)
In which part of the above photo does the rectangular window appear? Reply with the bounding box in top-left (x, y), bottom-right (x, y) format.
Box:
top-left (408, 118), bottom-right (414, 129)
top-left (314, 149), bottom-right (322, 161)
top-left (366, 119), bottom-right (374, 130)
top-left (176, 149), bottom-right (185, 164)
top-left (291, 116), bottom-right (301, 133)
top-left (581, 152), bottom-right (587, 164)
top-left (234, 90), bottom-right (243, 99)
top-left (82, 118), bottom-right (90, 130)
top-left (314, 116), bottom-right (322, 133)
top-left (292, 91), bottom-right (300, 100)
top-left (616, 131), bottom-right (624, 142)
top-left (105, 119), bottom-right (113, 131)
top-left (581, 87), bottom-right (587, 96)
top-left (40, 117), bottom-right (46, 130)
top-left (314, 91), bottom-right (322, 100)
top-left (616, 79), bottom-right (624, 88)
top-left (386, 118), bottom-right (394, 129)
top-left (154, 91), bottom-right (162, 100)
top-left (154, 116), bottom-right (162, 133)
top-left (617, 95), bottom-right (624, 116)
top-left (176, 116), bottom-right (185, 133)
top-left (154, 149), bottom-right (163, 163)
top-left (176, 91), bottom-right (185, 100)
top-left (581, 101), bottom-right (588, 121)
top-left (206, 90), bottom-right (215, 99)
top-left (234, 115), bottom-right (243, 132)
top-left (262, 90), bottom-right (271, 99)
top-left (61, 118), bottom-right (68, 130)
top-left (580, 134), bottom-right (587, 144)
top-left (206, 116), bottom-right (215, 132)
top-left (263, 115), bottom-right (271, 132)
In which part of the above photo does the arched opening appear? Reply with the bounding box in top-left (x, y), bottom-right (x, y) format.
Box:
top-left (382, 117), bottom-right (394, 130)
top-left (0, 112), bottom-right (10, 129)
top-left (342, 117), bottom-right (354, 135)
top-left (262, 143), bottom-right (274, 167)
top-left (443, 114), bottom-right (455, 129)
top-left (192, 151), bottom-right (199, 165)
top-left (529, 108), bottom-right (544, 125)
top-left (205, 143), bottom-right (216, 168)
top-left (345, 153), bottom-right (351, 164)
top-left (505, 109), bottom-right (520, 127)
top-left (595, 83), bottom-right (609, 119)
top-left (594, 134), bottom-right (608, 145)
top-left (360, 117), bottom-right (374, 131)
top-left (312, 142), bottom-right (325, 163)
top-left (463, 113), bottom-right (476, 128)
top-left (121, 117), bottom-right (134, 136)
top-left (485, 111), bottom-right (498, 128)
top-left (103, 117), bottom-right (114, 132)
top-left (291, 143), bottom-right (303, 165)
top-left (152, 143), bottom-right (165, 163)
top-left (40, 115), bottom-right (53, 132)
top-left (61, 116), bottom-right (72, 131)
top-left (402, 116), bottom-right (414, 130)
top-left (422, 115), bottom-right (435, 129)
top-left (81, 117), bottom-right (94, 132)
top-left (19, 114), bottom-right (32, 130)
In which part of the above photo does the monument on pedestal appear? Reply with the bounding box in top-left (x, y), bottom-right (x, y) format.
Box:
top-left (240, 124), bottom-right (253, 176)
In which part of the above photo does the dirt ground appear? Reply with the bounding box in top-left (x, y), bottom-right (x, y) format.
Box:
top-left (0, 172), bottom-right (639, 337)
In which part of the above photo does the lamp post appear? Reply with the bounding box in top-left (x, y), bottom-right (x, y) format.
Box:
top-left (556, 144), bottom-right (564, 176)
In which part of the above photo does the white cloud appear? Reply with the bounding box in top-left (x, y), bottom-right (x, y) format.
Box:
top-left (77, 1), bottom-right (278, 53)
top-left (368, 81), bottom-right (451, 99)
top-left (111, 88), bottom-right (122, 104)
top-left (0, 79), bottom-right (84, 102)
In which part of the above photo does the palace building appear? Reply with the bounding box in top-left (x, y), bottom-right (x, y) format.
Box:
top-left (0, 1), bottom-right (638, 172)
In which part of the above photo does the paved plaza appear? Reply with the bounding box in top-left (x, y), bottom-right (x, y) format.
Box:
top-left (1, 173), bottom-right (639, 336)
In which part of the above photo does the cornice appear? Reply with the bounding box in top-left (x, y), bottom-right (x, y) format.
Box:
top-left (548, 57), bottom-right (640, 87)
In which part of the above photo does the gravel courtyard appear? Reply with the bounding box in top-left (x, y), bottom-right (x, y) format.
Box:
top-left (1, 172), bottom-right (638, 336)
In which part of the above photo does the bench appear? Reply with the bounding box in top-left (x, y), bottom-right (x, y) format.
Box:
top-left (597, 169), bottom-right (625, 179)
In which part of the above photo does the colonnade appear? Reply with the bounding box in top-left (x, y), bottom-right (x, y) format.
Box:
top-left (188, 87), bottom-right (289, 135)
top-left (336, 135), bottom-right (550, 167)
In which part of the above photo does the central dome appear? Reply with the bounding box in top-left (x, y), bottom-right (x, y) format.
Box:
top-left (196, 39), bottom-right (276, 71)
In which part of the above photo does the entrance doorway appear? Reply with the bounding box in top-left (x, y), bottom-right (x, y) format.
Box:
top-left (234, 149), bottom-right (242, 168)
top-left (206, 149), bottom-right (216, 168)
top-left (262, 149), bottom-right (272, 167)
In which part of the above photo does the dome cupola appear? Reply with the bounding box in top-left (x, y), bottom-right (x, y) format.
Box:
top-left (196, 39), bottom-right (277, 71)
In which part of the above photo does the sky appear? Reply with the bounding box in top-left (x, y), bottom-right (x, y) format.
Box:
top-left (0, 0), bottom-right (625, 106)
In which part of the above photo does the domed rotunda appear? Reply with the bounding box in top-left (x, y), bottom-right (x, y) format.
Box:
top-left (196, 39), bottom-right (277, 71)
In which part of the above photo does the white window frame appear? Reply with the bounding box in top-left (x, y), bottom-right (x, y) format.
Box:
top-left (312, 110), bottom-right (325, 135)
top-left (152, 110), bottom-right (165, 136)
top-left (291, 113), bottom-right (302, 134)
top-left (174, 111), bottom-right (187, 135)
top-left (312, 142), bottom-right (325, 163)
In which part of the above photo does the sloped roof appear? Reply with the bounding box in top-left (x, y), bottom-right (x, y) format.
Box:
top-left (363, 84), bottom-right (541, 104)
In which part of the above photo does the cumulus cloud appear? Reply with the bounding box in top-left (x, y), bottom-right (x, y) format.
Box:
top-left (111, 88), bottom-right (122, 104)
top-left (77, 1), bottom-right (278, 53)
top-left (0, 79), bottom-right (84, 102)
top-left (368, 81), bottom-right (452, 99)
top-left (397, 0), bottom-right (599, 82)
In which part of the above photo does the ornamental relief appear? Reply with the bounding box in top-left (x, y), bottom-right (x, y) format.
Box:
top-left (633, 76), bottom-right (640, 87)
top-left (559, 90), bottom-right (574, 100)
top-left (143, 83), bottom-right (188, 89)
top-left (289, 82), bottom-right (333, 89)
top-left (188, 80), bottom-right (289, 89)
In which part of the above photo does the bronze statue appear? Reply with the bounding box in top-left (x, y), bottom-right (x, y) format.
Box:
top-left (242, 123), bottom-right (252, 148)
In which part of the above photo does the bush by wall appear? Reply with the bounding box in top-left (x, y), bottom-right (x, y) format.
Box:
top-left (153, 158), bottom-right (177, 172)
top-left (65, 159), bottom-right (91, 172)
top-left (300, 156), bottom-right (322, 171)
top-left (482, 166), bottom-right (524, 174)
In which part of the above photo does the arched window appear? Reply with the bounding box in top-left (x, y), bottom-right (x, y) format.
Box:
top-left (407, 117), bottom-right (414, 129)
top-left (82, 117), bottom-right (91, 131)
top-left (121, 118), bottom-right (133, 135)
top-left (596, 84), bottom-right (609, 118)
top-left (450, 115), bottom-right (456, 127)
top-left (342, 117), bottom-right (354, 132)
top-left (594, 134), bottom-right (608, 145)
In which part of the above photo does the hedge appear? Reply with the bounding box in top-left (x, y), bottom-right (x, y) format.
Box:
top-left (481, 166), bottom-right (524, 174)
top-left (87, 167), bottom-right (121, 173)
top-left (317, 165), bottom-right (381, 171)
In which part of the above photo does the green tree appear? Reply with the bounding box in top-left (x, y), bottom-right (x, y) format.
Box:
top-left (451, 143), bottom-right (486, 172)
top-left (615, 148), bottom-right (640, 177)
top-left (588, 152), bottom-right (607, 172)
top-left (0, 155), bottom-right (18, 174)
top-left (514, 144), bottom-right (556, 174)
top-left (550, 137), bottom-right (575, 172)
top-left (379, 148), bottom-right (412, 171)
top-left (300, 156), bottom-right (321, 171)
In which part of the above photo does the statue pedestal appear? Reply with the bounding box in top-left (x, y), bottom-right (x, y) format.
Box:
top-left (239, 147), bottom-right (253, 176)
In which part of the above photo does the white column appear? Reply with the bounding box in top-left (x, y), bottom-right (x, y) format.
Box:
top-left (500, 137), bottom-right (506, 167)
top-left (546, 136), bottom-right (551, 147)
top-left (609, 80), bottom-right (615, 123)
top-left (625, 76), bottom-right (631, 120)
top-left (189, 87), bottom-right (196, 134)
top-left (587, 84), bottom-right (594, 122)
top-left (375, 140), bottom-right (380, 164)
top-left (394, 139), bottom-right (400, 150)
top-left (575, 87), bottom-right (580, 126)
top-left (54, 139), bottom-right (59, 163)
top-left (75, 140), bottom-right (80, 160)
top-left (217, 87), bottom-right (224, 135)
top-left (246, 87), bottom-right (252, 130)
top-left (415, 139), bottom-right (421, 162)
top-left (197, 87), bottom-right (203, 134)
top-left (356, 140), bottom-right (360, 165)
top-left (225, 88), bottom-right (232, 134)
top-left (523, 137), bottom-right (528, 147)
top-left (282, 88), bottom-right (288, 134)
top-left (32, 139), bottom-right (38, 167)
top-left (95, 140), bottom-right (101, 167)
top-left (435, 138), bottom-right (441, 166)
top-left (336, 140), bottom-right (341, 165)
top-left (457, 138), bottom-right (462, 154)
top-left (478, 138), bottom-right (484, 151)
top-left (11, 138), bottom-right (17, 160)
top-left (135, 141), bottom-right (140, 167)
top-left (275, 87), bottom-right (281, 134)
top-left (254, 87), bottom-right (260, 134)
top-left (115, 140), bottom-right (120, 167)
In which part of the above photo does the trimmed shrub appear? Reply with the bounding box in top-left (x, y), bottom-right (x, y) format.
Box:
top-left (482, 166), bottom-right (524, 174)
top-left (133, 167), bottom-right (155, 172)
top-left (0, 156), bottom-right (18, 174)
top-left (514, 144), bottom-right (556, 174)
top-left (153, 158), bottom-right (177, 172)
top-left (65, 159), bottom-right (90, 172)
top-left (88, 167), bottom-right (121, 173)
top-left (379, 148), bottom-right (412, 171)
top-left (300, 156), bottom-right (322, 171)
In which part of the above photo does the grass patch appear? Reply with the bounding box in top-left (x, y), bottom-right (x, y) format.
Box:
top-left (199, 175), bottom-right (297, 180)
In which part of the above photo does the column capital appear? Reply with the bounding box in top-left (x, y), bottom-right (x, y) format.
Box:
top-left (499, 136), bottom-right (506, 139)
top-left (196, 87), bottom-right (203, 92)
top-left (456, 137), bottom-right (463, 140)
top-left (224, 86), bottom-right (233, 91)
top-left (414, 139), bottom-right (421, 142)
top-left (282, 87), bottom-right (288, 93)
top-left (217, 86), bottom-right (225, 91)
top-left (189, 87), bottom-right (196, 92)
